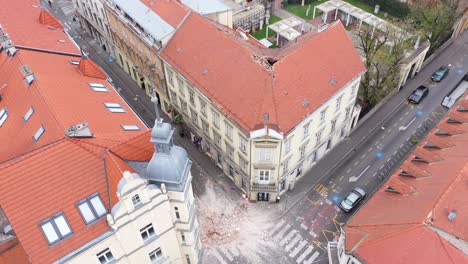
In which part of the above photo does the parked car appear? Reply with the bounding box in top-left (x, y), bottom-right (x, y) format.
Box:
top-left (431, 66), bottom-right (449, 82)
top-left (408, 85), bottom-right (429, 104)
top-left (339, 187), bottom-right (366, 213)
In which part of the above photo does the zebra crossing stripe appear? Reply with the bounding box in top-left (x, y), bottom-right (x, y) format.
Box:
top-left (280, 229), bottom-right (297, 247)
top-left (219, 247), bottom-right (234, 262)
top-left (228, 246), bottom-right (240, 257)
top-left (285, 233), bottom-right (302, 252)
top-left (274, 224), bottom-right (291, 241)
top-left (211, 249), bottom-right (228, 264)
top-left (270, 219), bottom-right (286, 235)
top-left (296, 246), bottom-right (314, 263)
top-left (304, 251), bottom-right (320, 264)
top-left (289, 240), bottom-right (307, 258)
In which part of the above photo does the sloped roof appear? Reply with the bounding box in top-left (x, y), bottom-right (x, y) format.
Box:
top-left (38, 9), bottom-right (63, 29)
top-left (78, 57), bottom-right (107, 79)
top-left (0, 1), bottom-right (152, 262)
top-left (161, 13), bottom-right (365, 133)
top-left (344, 93), bottom-right (468, 264)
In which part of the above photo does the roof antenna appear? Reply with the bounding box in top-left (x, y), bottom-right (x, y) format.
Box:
top-left (151, 88), bottom-right (162, 125)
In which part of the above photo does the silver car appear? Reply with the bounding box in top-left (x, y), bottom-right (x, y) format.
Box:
top-left (340, 187), bottom-right (366, 212)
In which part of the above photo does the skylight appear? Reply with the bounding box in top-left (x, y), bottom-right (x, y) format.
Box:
top-left (33, 125), bottom-right (45, 141)
top-left (23, 106), bottom-right (34, 122)
top-left (121, 124), bottom-right (141, 131)
top-left (40, 212), bottom-right (73, 245)
top-left (0, 107), bottom-right (8, 127)
top-left (105, 103), bottom-right (125, 113)
top-left (89, 83), bottom-right (109, 92)
top-left (77, 194), bottom-right (107, 225)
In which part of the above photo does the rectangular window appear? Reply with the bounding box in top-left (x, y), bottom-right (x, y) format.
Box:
top-left (257, 148), bottom-right (272, 161)
top-left (40, 213), bottom-right (73, 245)
top-left (190, 108), bottom-right (198, 127)
top-left (77, 194), bottom-right (107, 225)
top-left (177, 77), bottom-right (184, 90)
top-left (174, 207), bottom-right (180, 220)
top-left (282, 159), bottom-right (289, 174)
top-left (345, 106), bottom-right (351, 118)
top-left (33, 125), bottom-right (45, 142)
top-left (181, 232), bottom-right (186, 242)
top-left (97, 248), bottom-right (114, 264)
top-left (88, 83), bottom-right (109, 92)
top-left (351, 83), bottom-right (357, 100)
top-left (149, 248), bottom-right (163, 263)
top-left (299, 145), bottom-right (306, 159)
top-left (186, 254), bottom-right (191, 264)
top-left (23, 107), bottom-right (34, 122)
top-left (181, 101), bottom-right (187, 113)
top-left (213, 130), bottom-right (221, 147)
top-left (320, 109), bottom-right (327, 124)
top-left (199, 99), bottom-right (206, 116)
top-left (239, 157), bottom-right (248, 173)
top-left (225, 144), bottom-right (234, 160)
top-left (303, 123), bottom-right (310, 139)
top-left (0, 107), bottom-right (8, 127)
top-left (140, 223), bottom-right (156, 242)
top-left (335, 96), bottom-right (342, 112)
top-left (257, 170), bottom-right (271, 184)
top-left (201, 119), bottom-right (210, 137)
top-left (239, 136), bottom-right (247, 153)
top-left (284, 138), bottom-right (292, 154)
top-left (121, 125), bottom-right (141, 131)
top-left (167, 69), bottom-right (174, 86)
top-left (331, 119), bottom-right (337, 132)
top-left (212, 109), bottom-right (220, 128)
top-left (132, 194), bottom-right (141, 207)
top-left (170, 90), bottom-right (177, 102)
top-left (225, 121), bottom-right (233, 139)
top-left (105, 103), bottom-right (125, 113)
top-left (189, 90), bottom-right (195, 105)
top-left (316, 131), bottom-right (323, 146)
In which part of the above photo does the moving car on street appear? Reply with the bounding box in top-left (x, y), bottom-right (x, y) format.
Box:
top-left (408, 85), bottom-right (429, 104)
top-left (431, 66), bottom-right (449, 82)
top-left (340, 187), bottom-right (366, 212)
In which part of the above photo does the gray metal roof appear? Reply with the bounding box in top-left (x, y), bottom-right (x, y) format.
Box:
top-left (113, 0), bottom-right (175, 41)
top-left (181, 0), bottom-right (233, 15)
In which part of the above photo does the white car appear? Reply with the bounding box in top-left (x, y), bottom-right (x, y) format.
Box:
top-left (339, 187), bottom-right (366, 213)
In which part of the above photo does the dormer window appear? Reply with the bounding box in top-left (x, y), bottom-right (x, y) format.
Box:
top-left (131, 194), bottom-right (142, 207)
top-left (105, 103), bottom-right (125, 113)
top-left (40, 212), bottom-right (73, 245)
top-left (0, 107), bottom-right (8, 127)
top-left (77, 193), bottom-right (107, 225)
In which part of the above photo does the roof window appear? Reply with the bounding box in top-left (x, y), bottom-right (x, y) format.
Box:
top-left (0, 107), bottom-right (8, 127)
top-left (89, 83), bottom-right (109, 92)
top-left (121, 124), bottom-right (140, 131)
top-left (69, 60), bottom-right (80, 65)
top-left (77, 193), bottom-right (107, 225)
top-left (33, 125), bottom-right (45, 142)
top-left (23, 106), bottom-right (34, 122)
top-left (40, 212), bottom-right (73, 245)
top-left (20, 65), bottom-right (35, 86)
top-left (105, 103), bottom-right (125, 113)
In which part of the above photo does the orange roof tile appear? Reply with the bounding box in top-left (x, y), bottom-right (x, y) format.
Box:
top-left (447, 111), bottom-right (468, 123)
top-left (412, 146), bottom-right (443, 163)
top-left (400, 160), bottom-right (431, 178)
top-left (78, 57), bottom-right (107, 79)
top-left (105, 152), bottom-right (136, 206)
top-left (425, 134), bottom-right (455, 149)
top-left (385, 177), bottom-right (417, 195)
top-left (0, 240), bottom-right (30, 264)
top-left (110, 130), bottom-right (153, 161)
top-left (161, 14), bottom-right (365, 133)
top-left (140, 0), bottom-right (189, 28)
top-left (38, 9), bottom-right (63, 29)
top-left (437, 122), bottom-right (466, 135)
top-left (344, 94), bottom-right (468, 263)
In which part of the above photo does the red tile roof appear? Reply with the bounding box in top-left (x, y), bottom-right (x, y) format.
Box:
top-left (0, 1), bottom-right (154, 263)
top-left (140, 0), bottom-right (189, 28)
top-left (38, 9), bottom-right (63, 29)
top-left (161, 14), bottom-right (365, 133)
top-left (78, 57), bottom-right (107, 79)
top-left (344, 93), bottom-right (468, 264)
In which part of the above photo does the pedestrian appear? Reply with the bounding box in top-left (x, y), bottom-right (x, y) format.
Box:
top-left (48, 0), bottom-right (53, 7)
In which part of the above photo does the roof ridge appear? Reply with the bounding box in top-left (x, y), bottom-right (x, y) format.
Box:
top-left (0, 138), bottom-right (67, 169)
top-left (68, 138), bottom-right (106, 159)
top-left (433, 226), bottom-right (458, 264)
top-left (109, 129), bottom-right (152, 150)
top-left (430, 168), bottom-right (466, 223)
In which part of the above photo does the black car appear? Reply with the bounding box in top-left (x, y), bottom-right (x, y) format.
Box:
top-left (431, 66), bottom-right (449, 82)
top-left (339, 187), bottom-right (366, 212)
top-left (408, 85), bottom-right (429, 104)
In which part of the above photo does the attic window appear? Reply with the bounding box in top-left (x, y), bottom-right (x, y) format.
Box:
top-left (77, 193), bottom-right (107, 225)
top-left (23, 106), bottom-right (34, 122)
top-left (412, 156), bottom-right (427, 163)
top-left (48, 26), bottom-right (57, 30)
top-left (33, 125), bottom-right (45, 142)
top-left (131, 194), bottom-right (142, 207)
top-left (435, 129), bottom-right (449, 136)
top-left (385, 186), bottom-right (399, 193)
top-left (267, 58), bottom-right (278, 66)
top-left (398, 170), bottom-right (411, 177)
top-left (40, 212), bottom-right (73, 245)
top-left (20, 65), bottom-right (35, 86)
top-left (423, 142), bottom-right (438, 149)
top-left (69, 60), bottom-right (80, 65)
top-left (105, 103), bottom-right (125, 113)
top-left (89, 83), bottom-right (109, 92)
top-left (446, 117), bottom-right (461, 123)
top-left (0, 107), bottom-right (8, 127)
top-left (121, 125), bottom-right (141, 131)
top-left (457, 106), bottom-right (467, 112)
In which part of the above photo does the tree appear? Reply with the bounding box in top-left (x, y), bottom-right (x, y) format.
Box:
top-left (413, 0), bottom-right (460, 54)
top-left (357, 24), bottom-right (411, 106)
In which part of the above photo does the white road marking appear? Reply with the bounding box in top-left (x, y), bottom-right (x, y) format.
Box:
top-left (349, 165), bottom-right (370, 182)
top-left (304, 252), bottom-right (320, 264)
top-left (309, 230), bottom-right (318, 238)
top-left (211, 248), bottom-right (228, 264)
top-left (296, 246), bottom-right (314, 263)
top-left (285, 233), bottom-right (302, 252)
top-left (270, 219), bottom-right (286, 235)
top-left (280, 230), bottom-right (297, 247)
top-left (219, 247), bottom-right (234, 262)
top-left (289, 240), bottom-right (307, 258)
top-left (361, 154), bottom-right (366, 159)
top-left (229, 246), bottom-right (240, 257)
top-left (274, 224), bottom-right (291, 241)
top-left (300, 223), bottom-right (308, 230)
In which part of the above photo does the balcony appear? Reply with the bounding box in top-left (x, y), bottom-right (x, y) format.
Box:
top-left (250, 182), bottom-right (277, 192)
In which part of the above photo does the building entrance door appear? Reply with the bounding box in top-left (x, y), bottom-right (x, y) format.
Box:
top-left (257, 192), bottom-right (269, 202)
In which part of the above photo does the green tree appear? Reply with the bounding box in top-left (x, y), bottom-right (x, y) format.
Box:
top-left (413, 0), bottom-right (460, 54)
top-left (358, 24), bottom-right (411, 106)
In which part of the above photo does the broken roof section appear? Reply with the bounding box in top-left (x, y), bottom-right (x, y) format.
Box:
top-left (161, 13), bottom-right (365, 134)
top-left (344, 92), bottom-right (468, 263)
